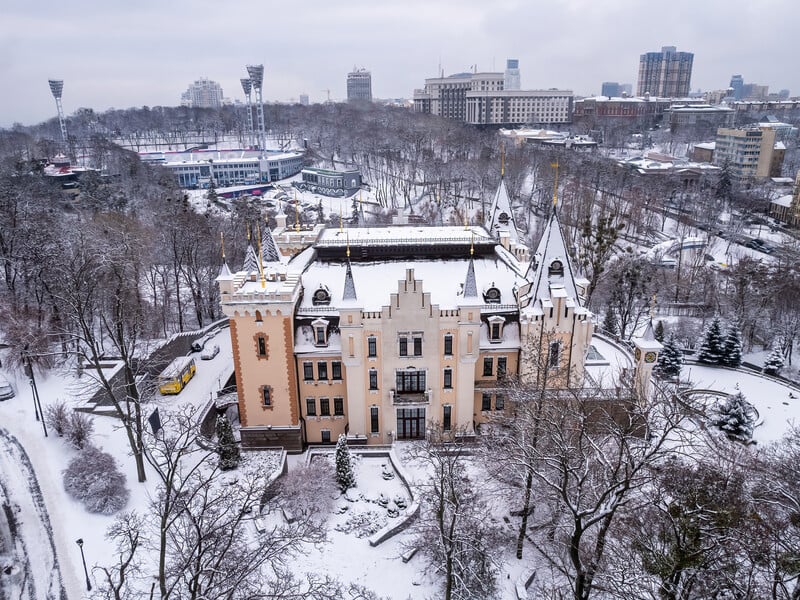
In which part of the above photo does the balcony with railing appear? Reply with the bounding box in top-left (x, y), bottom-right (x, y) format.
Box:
top-left (390, 389), bottom-right (431, 405)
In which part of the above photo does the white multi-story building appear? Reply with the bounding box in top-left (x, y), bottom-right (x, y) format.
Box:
top-left (414, 68), bottom-right (572, 126)
top-left (181, 78), bottom-right (224, 109)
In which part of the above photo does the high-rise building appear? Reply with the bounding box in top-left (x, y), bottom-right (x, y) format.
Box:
top-left (637, 46), bottom-right (693, 98)
top-left (181, 78), bottom-right (224, 109)
top-left (729, 75), bottom-right (744, 100)
top-left (347, 67), bottom-right (372, 103)
top-left (299, 94), bottom-right (309, 106)
top-left (714, 126), bottom-right (783, 179)
top-left (504, 59), bottom-right (520, 91)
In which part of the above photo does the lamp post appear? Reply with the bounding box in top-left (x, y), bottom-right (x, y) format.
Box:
top-left (22, 350), bottom-right (48, 437)
top-left (75, 538), bottom-right (92, 591)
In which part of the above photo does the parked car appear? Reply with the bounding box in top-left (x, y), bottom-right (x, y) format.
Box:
top-left (200, 344), bottom-right (220, 360)
top-left (191, 331), bottom-right (217, 352)
top-left (0, 375), bottom-right (15, 400)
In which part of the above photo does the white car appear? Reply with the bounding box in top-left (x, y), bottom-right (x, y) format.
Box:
top-left (200, 344), bottom-right (220, 360)
top-left (0, 375), bottom-right (15, 400)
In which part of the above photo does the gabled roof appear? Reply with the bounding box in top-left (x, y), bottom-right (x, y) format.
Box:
top-left (487, 179), bottom-right (521, 245)
top-left (525, 209), bottom-right (581, 309)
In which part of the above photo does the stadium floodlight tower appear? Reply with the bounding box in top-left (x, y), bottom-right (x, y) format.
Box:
top-left (240, 78), bottom-right (255, 148)
top-left (48, 79), bottom-right (68, 144)
top-left (245, 64), bottom-right (266, 151)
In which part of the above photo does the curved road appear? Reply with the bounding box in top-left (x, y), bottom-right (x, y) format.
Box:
top-left (0, 426), bottom-right (68, 600)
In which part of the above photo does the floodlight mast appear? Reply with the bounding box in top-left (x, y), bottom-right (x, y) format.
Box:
top-left (48, 79), bottom-right (68, 144)
top-left (245, 64), bottom-right (266, 151)
top-left (240, 78), bottom-right (255, 148)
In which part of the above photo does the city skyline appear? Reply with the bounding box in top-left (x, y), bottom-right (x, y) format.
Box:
top-left (1, 0), bottom-right (797, 127)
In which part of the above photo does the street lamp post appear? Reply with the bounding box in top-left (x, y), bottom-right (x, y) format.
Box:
top-left (23, 352), bottom-right (48, 437)
top-left (76, 538), bottom-right (92, 591)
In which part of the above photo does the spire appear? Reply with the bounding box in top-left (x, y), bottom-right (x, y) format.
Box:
top-left (525, 209), bottom-right (580, 307)
top-left (486, 178), bottom-right (520, 245)
top-left (261, 218), bottom-right (280, 263)
top-left (217, 232), bottom-right (232, 279)
top-left (242, 243), bottom-right (259, 274)
top-left (342, 260), bottom-right (357, 301)
top-left (463, 258), bottom-right (478, 298)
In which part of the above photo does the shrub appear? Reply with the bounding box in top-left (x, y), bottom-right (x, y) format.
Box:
top-left (45, 401), bottom-right (70, 436)
top-left (335, 434), bottom-right (357, 492)
top-left (66, 411), bottom-right (94, 449)
top-left (63, 446), bottom-right (129, 514)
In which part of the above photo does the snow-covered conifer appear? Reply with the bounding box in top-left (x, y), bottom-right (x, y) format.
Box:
top-left (712, 391), bottom-right (755, 442)
top-left (697, 316), bottom-right (725, 365)
top-left (335, 434), bottom-right (356, 491)
top-left (654, 320), bottom-right (665, 343)
top-left (216, 414), bottom-right (240, 471)
top-left (721, 323), bottom-right (743, 368)
top-left (763, 344), bottom-right (785, 376)
top-left (602, 306), bottom-right (618, 336)
top-left (655, 333), bottom-right (683, 378)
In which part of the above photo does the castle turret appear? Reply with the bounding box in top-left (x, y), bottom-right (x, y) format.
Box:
top-left (632, 321), bottom-right (662, 402)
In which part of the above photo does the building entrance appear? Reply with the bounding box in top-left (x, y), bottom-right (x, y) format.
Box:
top-left (396, 408), bottom-right (426, 439)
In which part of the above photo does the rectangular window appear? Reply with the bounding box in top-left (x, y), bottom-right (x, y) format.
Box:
top-left (317, 361), bottom-right (328, 381)
top-left (483, 357), bottom-right (493, 377)
top-left (491, 322), bottom-right (501, 341)
top-left (368, 336), bottom-right (377, 357)
top-left (257, 336), bottom-right (267, 357)
top-left (331, 361), bottom-right (342, 380)
top-left (549, 341), bottom-right (560, 369)
top-left (399, 336), bottom-right (408, 357)
top-left (443, 368), bottom-right (453, 389)
top-left (443, 405), bottom-right (452, 431)
top-left (320, 397), bottom-right (330, 416)
top-left (481, 392), bottom-right (492, 411)
top-left (334, 397), bottom-right (344, 416)
top-left (396, 369), bottom-right (427, 393)
top-left (495, 393), bottom-right (505, 411)
top-left (413, 336), bottom-right (423, 356)
top-left (315, 327), bottom-right (326, 345)
top-left (369, 369), bottom-right (378, 390)
top-left (370, 406), bottom-right (379, 433)
top-left (262, 387), bottom-right (271, 406)
top-left (306, 398), bottom-right (316, 416)
top-left (497, 357), bottom-right (507, 380)
top-left (303, 362), bottom-right (313, 381)
top-left (321, 430), bottom-right (331, 444)
top-left (444, 334), bottom-right (453, 356)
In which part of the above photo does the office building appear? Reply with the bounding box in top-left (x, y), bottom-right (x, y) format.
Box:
top-left (714, 126), bottom-right (783, 179)
top-left (347, 68), bottom-right (372, 103)
top-left (637, 46), bottom-right (694, 98)
top-left (601, 82), bottom-right (621, 97)
top-left (505, 59), bottom-right (521, 91)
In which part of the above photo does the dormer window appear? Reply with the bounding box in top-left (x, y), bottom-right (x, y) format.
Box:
top-left (488, 315), bottom-right (506, 343)
top-left (484, 284), bottom-right (501, 304)
top-left (498, 211), bottom-right (510, 225)
top-left (312, 285), bottom-right (331, 305)
top-left (312, 318), bottom-right (329, 347)
top-left (549, 260), bottom-right (564, 277)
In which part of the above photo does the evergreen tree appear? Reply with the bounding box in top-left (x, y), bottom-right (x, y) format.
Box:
top-left (697, 316), bottom-right (725, 365)
top-left (654, 320), bottom-right (665, 343)
top-left (721, 324), bottom-right (743, 368)
top-left (712, 391), bottom-right (755, 442)
top-left (216, 414), bottom-right (240, 471)
top-left (602, 305), bottom-right (618, 336)
top-left (655, 333), bottom-right (683, 378)
top-left (206, 179), bottom-right (218, 202)
top-left (351, 197), bottom-right (360, 225)
top-left (763, 344), bottom-right (786, 376)
top-left (335, 434), bottom-right (356, 491)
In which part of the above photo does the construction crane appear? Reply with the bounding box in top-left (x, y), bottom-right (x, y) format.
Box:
top-left (321, 89), bottom-right (331, 103)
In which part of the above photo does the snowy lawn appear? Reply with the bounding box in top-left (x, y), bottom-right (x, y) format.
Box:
top-left (683, 363), bottom-right (800, 443)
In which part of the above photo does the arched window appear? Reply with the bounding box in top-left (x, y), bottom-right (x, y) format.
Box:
top-left (312, 285), bottom-right (331, 306)
top-left (548, 260), bottom-right (564, 277)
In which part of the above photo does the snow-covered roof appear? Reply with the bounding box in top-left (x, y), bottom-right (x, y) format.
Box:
top-left (693, 142), bottom-right (716, 150)
top-left (771, 194), bottom-right (794, 208)
top-left (487, 179), bottom-right (521, 245)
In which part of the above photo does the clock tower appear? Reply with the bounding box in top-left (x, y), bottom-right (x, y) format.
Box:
top-left (633, 321), bottom-right (663, 403)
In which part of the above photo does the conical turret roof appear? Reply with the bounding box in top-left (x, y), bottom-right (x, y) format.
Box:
top-left (487, 178), bottom-right (521, 245)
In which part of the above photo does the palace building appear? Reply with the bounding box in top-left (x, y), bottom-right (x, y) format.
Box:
top-left (216, 179), bottom-right (659, 451)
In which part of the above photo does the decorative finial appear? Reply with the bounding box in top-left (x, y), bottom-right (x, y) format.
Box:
top-left (470, 230), bottom-right (474, 256)
top-left (551, 160), bottom-right (560, 209)
top-left (650, 293), bottom-right (657, 320)
top-left (255, 221), bottom-right (266, 288)
top-left (346, 230), bottom-right (350, 258)
top-left (501, 142), bottom-right (505, 178)
top-left (220, 232), bottom-right (226, 259)
top-left (246, 223), bottom-right (251, 241)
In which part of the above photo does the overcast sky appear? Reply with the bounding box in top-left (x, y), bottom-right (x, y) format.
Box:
top-left (1, 0), bottom-right (797, 127)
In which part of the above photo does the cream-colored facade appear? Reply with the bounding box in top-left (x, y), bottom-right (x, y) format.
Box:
top-left (217, 183), bottom-right (595, 450)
